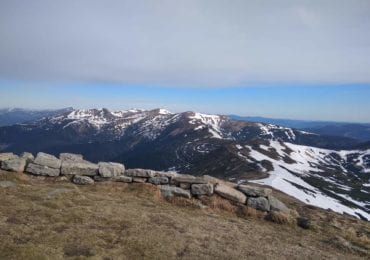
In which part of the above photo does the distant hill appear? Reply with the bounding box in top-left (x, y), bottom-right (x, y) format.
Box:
top-left (229, 115), bottom-right (370, 142)
top-left (0, 107), bottom-right (73, 126)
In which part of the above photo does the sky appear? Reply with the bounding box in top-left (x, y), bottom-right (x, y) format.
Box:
top-left (0, 0), bottom-right (370, 122)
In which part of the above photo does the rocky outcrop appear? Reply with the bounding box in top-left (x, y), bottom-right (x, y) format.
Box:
top-left (20, 152), bottom-right (34, 163)
top-left (125, 169), bottom-right (156, 178)
top-left (214, 184), bottom-right (247, 203)
top-left (0, 153), bottom-right (18, 163)
top-left (247, 197), bottom-right (270, 212)
top-left (1, 157), bottom-right (26, 172)
top-left (268, 195), bottom-right (289, 212)
top-left (191, 183), bottom-right (213, 196)
top-left (0, 151), bottom-right (291, 216)
top-left (160, 185), bottom-right (191, 199)
top-left (237, 184), bottom-right (272, 197)
top-left (98, 162), bottom-right (125, 178)
top-left (60, 153), bottom-right (84, 162)
top-left (61, 160), bottom-right (98, 176)
top-left (26, 152), bottom-right (61, 176)
top-left (148, 176), bottom-right (169, 185)
top-left (73, 175), bottom-right (94, 185)
top-left (26, 163), bottom-right (60, 177)
top-left (34, 152), bottom-right (61, 169)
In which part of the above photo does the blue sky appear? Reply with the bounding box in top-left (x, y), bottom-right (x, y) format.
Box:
top-left (1, 1), bottom-right (370, 122)
top-left (1, 80), bottom-right (369, 122)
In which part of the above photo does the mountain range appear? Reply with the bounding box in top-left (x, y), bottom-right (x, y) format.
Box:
top-left (0, 107), bottom-right (73, 127)
top-left (230, 115), bottom-right (370, 142)
top-left (0, 108), bottom-right (369, 220)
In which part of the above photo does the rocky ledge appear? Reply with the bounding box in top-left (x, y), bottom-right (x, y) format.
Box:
top-left (0, 152), bottom-right (290, 214)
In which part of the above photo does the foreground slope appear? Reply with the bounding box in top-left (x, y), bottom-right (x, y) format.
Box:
top-left (0, 170), bottom-right (369, 259)
top-left (0, 108), bottom-right (369, 220)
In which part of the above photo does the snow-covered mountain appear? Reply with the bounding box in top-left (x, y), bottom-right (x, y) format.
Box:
top-left (0, 108), bottom-right (369, 220)
top-left (0, 107), bottom-right (73, 126)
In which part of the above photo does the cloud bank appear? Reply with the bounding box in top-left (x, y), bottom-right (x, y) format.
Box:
top-left (1, 0), bottom-right (370, 86)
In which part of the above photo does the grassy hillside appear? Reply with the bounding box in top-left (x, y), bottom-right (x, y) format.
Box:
top-left (0, 170), bottom-right (369, 259)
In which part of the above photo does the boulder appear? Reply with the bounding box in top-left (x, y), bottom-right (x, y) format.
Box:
top-left (268, 196), bottom-right (289, 212)
top-left (247, 197), bottom-right (270, 211)
top-left (73, 175), bottom-right (94, 185)
top-left (98, 162), bottom-right (125, 178)
top-left (297, 217), bottom-right (311, 229)
top-left (160, 185), bottom-right (191, 199)
top-left (172, 175), bottom-right (207, 184)
top-left (20, 152), bottom-right (34, 163)
top-left (60, 153), bottom-right (83, 162)
top-left (191, 183), bottom-right (214, 196)
top-left (61, 160), bottom-right (98, 176)
top-left (202, 175), bottom-right (222, 185)
top-left (214, 184), bottom-right (247, 204)
top-left (26, 163), bottom-right (60, 176)
top-left (133, 177), bottom-right (147, 183)
top-left (0, 153), bottom-right (18, 163)
top-left (34, 152), bottom-right (61, 169)
top-left (114, 175), bottom-right (132, 183)
top-left (125, 169), bottom-right (156, 178)
top-left (148, 176), bottom-right (169, 185)
top-left (154, 171), bottom-right (178, 178)
top-left (1, 157), bottom-right (26, 172)
top-left (237, 184), bottom-right (272, 197)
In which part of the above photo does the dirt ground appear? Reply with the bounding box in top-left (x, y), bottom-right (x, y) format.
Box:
top-left (0, 170), bottom-right (369, 260)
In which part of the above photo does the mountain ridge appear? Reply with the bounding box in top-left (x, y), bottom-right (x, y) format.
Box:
top-left (0, 107), bottom-right (369, 220)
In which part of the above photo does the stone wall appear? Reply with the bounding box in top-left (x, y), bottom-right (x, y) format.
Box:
top-left (0, 152), bottom-right (290, 214)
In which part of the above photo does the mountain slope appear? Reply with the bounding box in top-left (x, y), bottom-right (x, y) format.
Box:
top-left (0, 107), bottom-right (73, 126)
top-left (229, 115), bottom-right (370, 142)
top-left (0, 108), bottom-right (369, 220)
top-left (1, 171), bottom-right (369, 259)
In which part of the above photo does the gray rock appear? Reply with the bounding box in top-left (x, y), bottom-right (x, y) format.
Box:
top-left (26, 163), bottom-right (60, 176)
top-left (202, 175), bottom-right (222, 185)
top-left (172, 175), bottom-right (207, 184)
top-left (98, 162), bottom-right (125, 178)
top-left (73, 175), bottom-right (94, 185)
top-left (34, 152), bottom-right (61, 169)
top-left (114, 175), bottom-right (132, 183)
top-left (61, 160), bottom-right (98, 176)
top-left (125, 168), bottom-right (156, 178)
top-left (154, 171), bottom-right (178, 178)
top-left (214, 184), bottom-right (247, 204)
top-left (191, 183), bottom-right (214, 196)
top-left (60, 153), bottom-right (84, 162)
top-left (247, 197), bottom-right (270, 211)
top-left (297, 217), bottom-right (311, 229)
top-left (148, 176), bottom-right (169, 185)
top-left (20, 152), bottom-right (34, 163)
top-left (0, 153), bottom-right (18, 162)
top-left (132, 177), bottom-right (147, 183)
top-left (268, 195), bottom-right (289, 212)
top-left (160, 185), bottom-right (191, 199)
top-left (179, 183), bottom-right (190, 189)
top-left (0, 181), bottom-right (16, 188)
top-left (1, 157), bottom-right (26, 172)
top-left (93, 176), bottom-right (112, 182)
top-left (237, 184), bottom-right (272, 197)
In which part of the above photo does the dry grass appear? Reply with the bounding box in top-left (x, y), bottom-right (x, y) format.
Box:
top-left (265, 211), bottom-right (296, 225)
top-left (0, 170), bottom-right (369, 259)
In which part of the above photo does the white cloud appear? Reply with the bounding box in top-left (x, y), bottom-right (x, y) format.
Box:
top-left (0, 0), bottom-right (370, 86)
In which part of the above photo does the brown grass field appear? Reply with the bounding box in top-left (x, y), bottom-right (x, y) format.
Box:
top-left (0, 170), bottom-right (369, 259)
